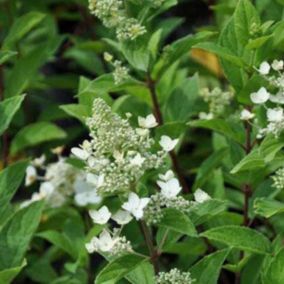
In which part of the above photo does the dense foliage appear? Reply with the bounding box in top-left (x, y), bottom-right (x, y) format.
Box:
top-left (1, 0), bottom-right (284, 283)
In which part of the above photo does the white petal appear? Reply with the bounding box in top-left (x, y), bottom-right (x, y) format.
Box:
top-left (272, 60), bottom-right (284, 71)
top-left (71, 147), bottom-right (89, 160)
top-left (25, 165), bottom-right (37, 186)
top-left (259, 61), bottom-right (270, 75)
top-left (39, 182), bottom-right (54, 197)
top-left (250, 87), bottom-right (270, 104)
top-left (240, 109), bottom-right (255, 121)
top-left (89, 206), bottom-right (111, 224)
top-left (267, 108), bottom-right (284, 122)
top-left (159, 135), bottom-right (179, 152)
top-left (138, 114), bottom-right (158, 128)
top-left (194, 188), bottom-right (211, 203)
top-left (158, 170), bottom-right (175, 181)
top-left (130, 153), bottom-right (145, 167)
top-left (112, 210), bottom-right (133, 225)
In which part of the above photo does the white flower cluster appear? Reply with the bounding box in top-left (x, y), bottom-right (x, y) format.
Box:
top-left (104, 52), bottom-right (129, 85)
top-left (248, 60), bottom-right (284, 138)
top-left (85, 192), bottom-right (151, 256)
top-left (71, 99), bottom-right (178, 195)
top-left (23, 153), bottom-right (101, 208)
top-left (199, 87), bottom-right (234, 119)
top-left (271, 167), bottom-right (284, 190)
top-left (88, 0), bottom-right (146, 41)
top-left (144, 171), bottom-right (191, 225)
top-left (86, 229), bottom-right (132, 257)
top-left (155, 268), bottom-right (195, 284)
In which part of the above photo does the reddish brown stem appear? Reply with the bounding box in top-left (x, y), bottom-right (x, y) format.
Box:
top-left (139, 220), bottom-right (160, 274)
top-left (146, 73), bottom-right (190, 194)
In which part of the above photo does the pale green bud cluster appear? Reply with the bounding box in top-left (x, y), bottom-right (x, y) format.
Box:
top-left (272, 167), bottom-right (284, 190)
top-left (112, 60), bottom-right (129, 84)
top-left (110, 235), bottom-right (133, 257)
top-left (144, 193), bottom-right (191, 225)
top-left (88, 0), bottom-right (146, 41)
top-left (199, 87), bottom-right (234, 119)
top-left (156, 268), bottom-right (195, 284)
top-left (83, 98), bottom-right (166, 195)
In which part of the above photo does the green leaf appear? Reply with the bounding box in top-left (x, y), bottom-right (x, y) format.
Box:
top-left (121, 39), bottom-right (150, 72)
top-left (246, 35), bottom-right (272, 49)
top-left (254, 198), bottom-right (284, 218)
top-left (159, 208), bottom-right (197, 236)
top-left (188, 119), bottom-right (244, 144)
top-left (231, 136), bottom-right (284, 174)
top-left (95, 254), bottom-right (147, 284)
top-left (3, 12), bottom-right (46, 49)
top-left (0, 50), bottom-right (17, 65)
top-left (0, 260), bottom-right (26, 284)
top-left (163, 31), bottom-right (214, 66)
top-left (219, 18), bottom-right (247, 91)
top-left (126, 262), bottom-right (155, 284)
top-left (230, 151), bottom-right (265, 174)
top-left (189, 249), bottom-right (230, 284)
top-left (0, 160), bottom-right (28, 225)
top-left (0, 201), bottom-right (44, 269)
top-left (0, 95), bottom-right (25, 136)
top-left (263, 248), bottom-right (284, 284)
top-left (194, 42), bottom-right (245, 67)
top-left (60, 104), bottom-right (90, 123)
top-left (233, 0), bottom-right (260, 46)
top-left (189, 199), bottom-right (228, 226)
top-left (164, 74), bottom-right (199, 121)
top-left (193, 148), bottom-right (228, 190)
top-left (11, 122), bottom-right (66, 154)
top-left (37, 231), bottom-right (77, 259)
top-left (201, 225), bottom-right (271, 254)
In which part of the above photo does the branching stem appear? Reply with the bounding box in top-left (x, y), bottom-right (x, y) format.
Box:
top-left (146, 73), bottom-right (190, 194)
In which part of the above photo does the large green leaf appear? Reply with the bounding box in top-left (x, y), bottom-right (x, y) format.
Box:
top-left (11, 122), bottom-right (66, 154)
top-left (189, 249), bottom-right (230, 284)
top-left (159, 208), bottom-right (197, 236)
top-left (0, 160), bottom-right (28, 225)
top-left (0, 96), bottom-right (25, 136)
top-left (95, 254), bottom-right (147, 284)
top-left (201, 225), bottom-right (271, 254)
top-left (0, 201), bottom-right (44, 269)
